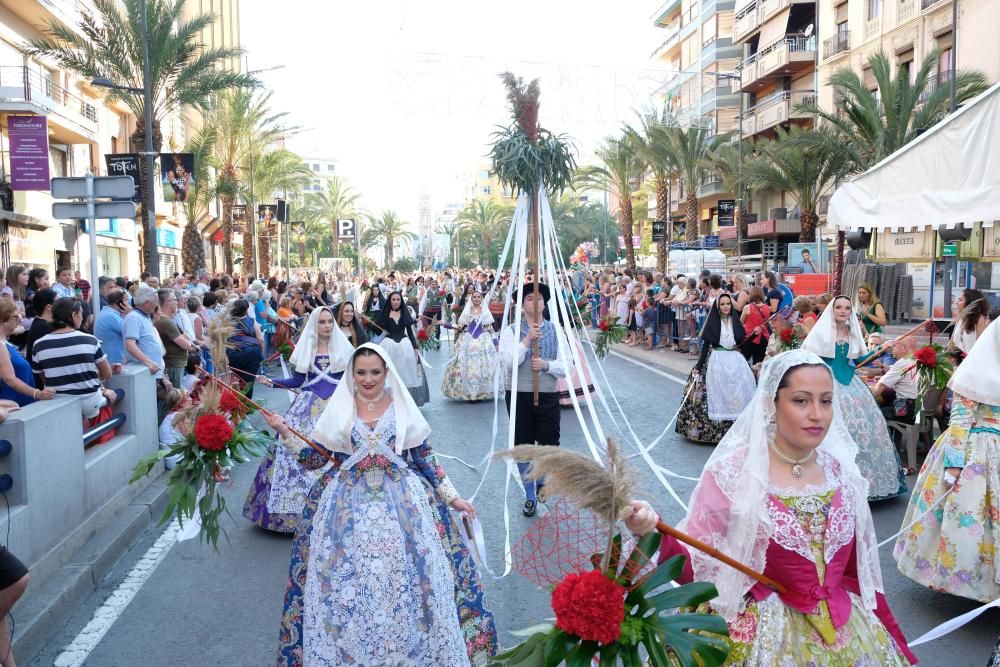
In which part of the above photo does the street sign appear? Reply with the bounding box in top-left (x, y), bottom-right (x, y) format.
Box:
top-left (51, 175), bottom-right (135, 200)
top-left (53, 201), bottom-right (137, 220)
top-left (942, 242), bottom-right (958, 257)
top-left (337, 218), bottom-right (356, 239)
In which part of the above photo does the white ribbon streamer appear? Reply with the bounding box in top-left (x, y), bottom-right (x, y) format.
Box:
top-left (907, 595), bottom-right (1000, 647)
top-left (876, 487), bottom-right (953, 549)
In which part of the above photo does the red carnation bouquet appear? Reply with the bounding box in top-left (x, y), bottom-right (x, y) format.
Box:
top-left (594, 314), bottom-right (627, 359)
top-left (905, 342), bottom-right (954, 396)
top-left (130, 381), bottom-right (267, 548)
top-left (416, 326), bottom-right (440, 352)
top-left (776, 323), bottom-right (807, 352)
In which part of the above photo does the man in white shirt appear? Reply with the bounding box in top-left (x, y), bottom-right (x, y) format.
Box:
top-left (874, 338), bottom-right (919, 423)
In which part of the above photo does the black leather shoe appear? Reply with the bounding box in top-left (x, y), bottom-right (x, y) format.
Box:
top-left (522, 500), bottom-right (537, 517)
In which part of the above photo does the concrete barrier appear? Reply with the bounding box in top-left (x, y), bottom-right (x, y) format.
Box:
top-left (0, 364), bottom-right (162, 636)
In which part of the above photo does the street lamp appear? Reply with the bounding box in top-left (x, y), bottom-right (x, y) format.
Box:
top-left (91, 0), bottom-right (156, 276)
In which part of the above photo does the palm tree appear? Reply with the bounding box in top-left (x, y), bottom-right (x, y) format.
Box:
top-left (574, 136), bottom-right (645, 270)
top-left (203, 89), bottom-right (288, 275)
top-left (799, 50), bottom-right (989, 172)
top-left (295, 217), bottom-right (333, 267)
top-left (25, 0), bottom-right (255, 273)
top-left (248, 148), bottom-right (311, 278)
top-left (302, 176), bottom-right (362, 260)
top-left (626, 110), bottom-right (676, 271)
top-left (742, 126), bottom-right (851, 243)
top-left (434, 222), bottom-right (462, 267)
top-left (360, 211), bottom-right (415, 268)
top-left (179, 124), bottom-right (217, 274)
top-left (663, 127), bottom-right (726, 242)
top-left (701, 140), bottom-right (748, 241)
top-left (457, 199), bottom-right (510, 267)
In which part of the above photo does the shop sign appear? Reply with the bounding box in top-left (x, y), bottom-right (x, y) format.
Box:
top-left (747, 220), bottom-right (776, 236)
top-left (8, 116), bottom-right (50, 190)
top-left (875, 229), bottom-right (935, 261)
top-left (157, 227), bottom-right (179, 249)
top-left (983, 224), bottom-right (1000, 259)
top-left (717, 199), bottom-right (736, 227)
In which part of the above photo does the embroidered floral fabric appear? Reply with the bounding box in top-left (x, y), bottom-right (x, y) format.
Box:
top-left (675, 349), bottom-right (734, 444)
top-left (895, 396), bottom-right (1000, 603)
top-left (277, 408), bottom-right (497, 666)
top-left (442, 321), bottom-right (498, 401)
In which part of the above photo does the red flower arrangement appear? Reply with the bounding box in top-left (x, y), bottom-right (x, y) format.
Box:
top-left (905, 341), bottom-right (954, 396)
top-left (193, 413), bottom-right (233, 451)
top-left (551, 570), bottom-right (625, 645)
top-left (914, 346), bottom-right (937, 367)
top-left (218, 389), bottom-right (243, 414)
top-left (776, 324), bottom-right (807, 352)
top-left (597, 320), bottom-right (609, 332)
top-left (779, 328), bottom-right (793, 344)
top-left (417, 328), bottom-right (430, 342)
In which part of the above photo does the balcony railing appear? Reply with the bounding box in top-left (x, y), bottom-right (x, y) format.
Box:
top-left (823, 31), bottom-right (851, 58)
top-left (919, 69), bottom-right (954, 102)
top-left (0, 66), bottom-right (98, 123)
top-left (742, 90), bottom-right (816, 134)
top-left (920, 0), bottom-right (946, 9)
top-left (650, 21), bottom-right (682, 58)
top-left (897, 0), bottom-right (915, 21)
top-left (733, 1), bottom-right (759, 40)
top-left (864, 18), bottom-right (880, 40)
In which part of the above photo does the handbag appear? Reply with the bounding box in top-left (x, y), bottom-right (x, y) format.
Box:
top-left (408, 358), bottom-right (430, 406)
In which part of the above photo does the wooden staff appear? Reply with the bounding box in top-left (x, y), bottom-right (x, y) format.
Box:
top-left (855, 318), bottom-right (933, 369)
top-left (195, 369), bottom-right (335, 464)
top-left (358, 314), bottom-right (387, 334)
top-left (228, 366), bottom-right (301, 394)
top-left (529, 190), bottom-right (540, 406)
top-left (656, 520), bottom-right (787, 594)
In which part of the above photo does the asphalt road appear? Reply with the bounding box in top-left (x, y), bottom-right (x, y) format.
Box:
top-left (29, 344), bottom-right (999, 666)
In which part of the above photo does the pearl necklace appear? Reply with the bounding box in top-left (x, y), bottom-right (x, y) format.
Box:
top-left (359, 390), bottom-right (385, 413)
top-left (769, 440), bottom-right (814, 479)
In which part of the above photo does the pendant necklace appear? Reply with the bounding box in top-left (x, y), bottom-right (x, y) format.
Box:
top-left (362, 390), bottom-right (385, 413)
top-left (770, 440), bottom-right (814, 479)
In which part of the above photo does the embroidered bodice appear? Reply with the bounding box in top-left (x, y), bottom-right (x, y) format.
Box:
top-left (271, 354), bottom-right (342, 399)
top-left (823, 341), bottom-right (856, 386)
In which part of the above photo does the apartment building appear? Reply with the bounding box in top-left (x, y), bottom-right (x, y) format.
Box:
top-left (649, 0), bottom-right (743, 238)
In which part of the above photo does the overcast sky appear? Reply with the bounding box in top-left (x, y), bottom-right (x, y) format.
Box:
top-left (241, 1), bottom-right (665, 226)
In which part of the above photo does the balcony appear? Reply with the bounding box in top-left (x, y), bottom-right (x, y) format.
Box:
top-left (697, 171), bottom-right (727, 198)
top-left (651, 0), bottom-right (682, 26)
top-left (650, 20), bottom-right (682, 59)
top-left (897, 0), bottom-right (915, 21)
top-left (823, 31), bottom-right (851, 59)
top-left (733, 1), bottom-right (760, 42)
top-left (863, 18), bottom-right (880, 41)
top-left (921, 0), bottom-right (946, 9)
top-left (3, 0), bottom-right (102, 38)
top-left (741, 90), bottom-right (815, 135)
top-left (759, 0), bottom-right (813, 23)
top-left (741, 35), bottom-right (816, 91)
top-left (918, 69), bottom-right (953, 102)
top-left (0, 66), bottom-right (98, 144)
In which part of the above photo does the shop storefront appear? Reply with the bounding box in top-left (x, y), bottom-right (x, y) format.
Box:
top-left (157, 225), bottom-right (181, 278)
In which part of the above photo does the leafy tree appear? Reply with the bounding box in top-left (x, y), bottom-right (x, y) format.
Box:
top-left (179, 124), bottom-right (216, 274)
top-left (393, 257), bottom-right (418, 273)
top-left (625, 110), bottom-right (676, 270)
top-left (458, 199), bottom-right (511, 267)
top-left (574, 136), bottom-right (645, 270)
top-left (742, 126), bottom-right (851, 242)
top-left (663, 127), bottom-right (727, 242)
top-left (360, 211), bottom-right (415, 268)
top-left (25, 0), bottom-right (255, 273)
top-left (302, 176), bottom-right (362, 264)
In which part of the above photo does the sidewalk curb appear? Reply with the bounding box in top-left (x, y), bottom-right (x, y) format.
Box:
top-left (14, 475), bottom-right (169, 664)
top-left (583, 329), bottom-right (695, 380)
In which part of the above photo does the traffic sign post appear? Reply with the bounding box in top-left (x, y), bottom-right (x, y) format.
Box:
top-left (51, 173), bottom-right (137, 318)
top-left (942, 243), bottom-right (958, 257)
top-left (337, 218), bottom-right (357, 277)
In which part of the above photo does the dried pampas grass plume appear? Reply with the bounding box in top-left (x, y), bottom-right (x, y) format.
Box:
top-left (496, 439), bottom-right (636, 524)
top-left (499, 71), bottom-right (540, 141)
top-left (206, 313), bottom-right (235, 375)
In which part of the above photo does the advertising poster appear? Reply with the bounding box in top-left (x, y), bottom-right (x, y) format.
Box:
top-left (231, 204), bottom-right (247, 233)
top-left (8, 116), bottom-right (50, 190)
top-left (717, 199), bottom-right (736, 227)
top-left (104, 154), bottom-right (143, 202)
top-left (258, 204), bottom-right (277, 236)
top-left (787, 242), bottom-right (828, 274)
top-left (159, 152), bottom-right (195, 202)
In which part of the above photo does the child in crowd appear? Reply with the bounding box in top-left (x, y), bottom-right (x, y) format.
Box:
top-left (642, 289), bottom-right (658, 350)
top-left (625, 297), bottom-right (638, 346)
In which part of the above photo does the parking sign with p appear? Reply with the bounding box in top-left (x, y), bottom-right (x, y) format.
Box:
top-left (337, 218), bottom-right (355, 240)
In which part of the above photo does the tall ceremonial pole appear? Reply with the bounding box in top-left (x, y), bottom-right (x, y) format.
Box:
top-left (529, 191), bottom-right (540, 406)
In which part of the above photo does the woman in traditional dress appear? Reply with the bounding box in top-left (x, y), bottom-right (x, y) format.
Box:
top-left (334, 301), bottom-right (368, 349)
top-left (441, 289), bottom-right (498, 401)
top-left (802, 296), bottom-right (907, 501)
top-left (675, 294), bottom-right (756, 444)
top-left (375, 291), bottom-right (424, 400)
top-left (268, 344), bottom-right (497, 665)
top-left (628, 350), bottom-right (918, 666)
top-left (243, 307), bottom-right (355, 533)
top-left (894, 317), bottom-right (1000, 602)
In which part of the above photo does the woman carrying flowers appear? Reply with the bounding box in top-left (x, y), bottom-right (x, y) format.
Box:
top-left (894, 317), bottom-right (1000, 603)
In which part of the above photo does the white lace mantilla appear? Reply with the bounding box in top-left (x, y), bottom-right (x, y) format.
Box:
top-left (301, 409), bottom-right (470, 667)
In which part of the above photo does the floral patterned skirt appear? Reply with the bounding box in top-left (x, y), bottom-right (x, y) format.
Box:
top-left (277, 468), bottom-right (497, 666)
top-left (675, 359), bottom-right (733, 445)
top-left (441, 329), bottom-right (498, 401)
top-left (719, 594), bottom-right (911, 666)
top-left (894, 426), bottom-right (1000, 602)
top-left (243, 389), bottom-right (333, 533)
top-left (838, 376), bottom-right (907, 501)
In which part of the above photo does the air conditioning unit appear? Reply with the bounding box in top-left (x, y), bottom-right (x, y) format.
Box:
top-left (768, 207), bottom-right (787, 220)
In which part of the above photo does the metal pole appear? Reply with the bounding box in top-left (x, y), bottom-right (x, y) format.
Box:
top-left (950, 0), bottom-right (957, 113)
top-left (737, 69), bottom-right (744, 275)
top-left (140, 0), bottom-right (157, 277)
top-left (249, 145), bottom-right (257, 280)
top-left (85, 172), bottom-right (100, 319)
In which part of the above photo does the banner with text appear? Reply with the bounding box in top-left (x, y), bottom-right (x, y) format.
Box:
top-left (8, 116), bottom-right (49, 191)
top-left (104, 154), bottom-right (143, 202)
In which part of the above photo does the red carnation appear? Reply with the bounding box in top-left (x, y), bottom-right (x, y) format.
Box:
top-left (551, 569), bottom-right (625, 645)
top-left (417, 329), bottom-right (429, 342)
top-left (438, 289), bottom-right (446, 296)
top-left (780, 328), bottom-right (794, 344)
top-left (193, 413), bottom-right (234, 451)
top-left (219, 390), bottom-right (243, 414)
top-left (914, 346), bottom-right (938, 367)
top-left (598, 320), bottom-right (609, 332)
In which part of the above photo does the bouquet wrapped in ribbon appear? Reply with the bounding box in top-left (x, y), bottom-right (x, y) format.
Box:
top-left (129, 382), bottom-right (268, 548)
top-left (776, 323), bottom-right (807, 352)
top-left (594, 314), bottom-right (627, 359)
top-left (416, 327), bottom-right (440, 351)
top-left (907, 342), bottom-right (954, 394)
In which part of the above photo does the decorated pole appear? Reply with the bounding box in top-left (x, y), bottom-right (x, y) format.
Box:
top-left (529, 192), bottom-right (541, 405)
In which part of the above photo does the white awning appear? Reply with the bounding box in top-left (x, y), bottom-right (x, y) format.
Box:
top-left (829, 82), bottom-right (1000, 231)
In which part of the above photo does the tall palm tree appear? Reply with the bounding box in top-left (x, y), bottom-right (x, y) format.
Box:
top-left (360, 211), bottom-right (415, 268)
top-left (457, 199), bottom-right (510, 267)
top-left (248, 148), bottom-right (311, 278)
top-left (25, 0), bottom-right (255, 273)
top-left (180, 124), bottom-right (217, 274)
top-left (742, 126), bottom-right (851, 243)
top-left (663, 127), bottom-right (725, 242)
top-left (302, 176), bottom-right (362, 259)
top-left (701, 141), bottom-right (749, 240)
top-left (203, 89), bottom-right (288, 275)
top-left (626, 110), bottom-right (676, 270)
top-left (574, 136), bottom-right (645, 270)
top-left (434, 222), bottom-right (462, 267)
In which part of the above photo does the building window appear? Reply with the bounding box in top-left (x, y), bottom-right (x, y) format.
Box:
top-left (480, 186), bottom-right (491, 196)
top-left (327, 164), bottom-right (335, 172)
top-left (312, 164), bottom-right (320, 172)
top-left (479, 170), bottom-right (489, 180)
top-left (867, 0), bottom-right (880, 20)
top-left (49, 146), bottom-right (67, 178)
top-left (939, 45), bottom-right (953, 82)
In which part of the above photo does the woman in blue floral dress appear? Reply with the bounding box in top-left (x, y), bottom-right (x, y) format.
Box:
top-left (267, 343), bottom-right (497, 666)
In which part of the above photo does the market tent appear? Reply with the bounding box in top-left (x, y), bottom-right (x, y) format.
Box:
top-left (829, 82), bottom-right (1000, 231)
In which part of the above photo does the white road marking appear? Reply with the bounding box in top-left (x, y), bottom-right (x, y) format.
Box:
top-left (608, 350), bottom-right (687, 385)
top-left (53, 520), bottom-right (181, 667)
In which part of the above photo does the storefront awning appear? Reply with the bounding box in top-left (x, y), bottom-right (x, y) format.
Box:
top-left (829, 82), bottom-right (1000, 232)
